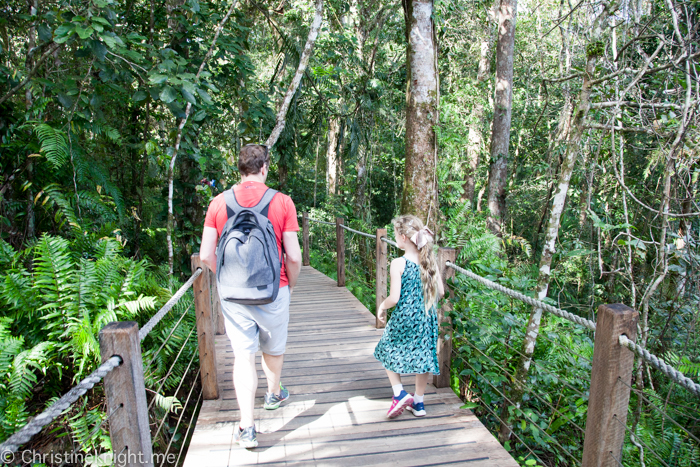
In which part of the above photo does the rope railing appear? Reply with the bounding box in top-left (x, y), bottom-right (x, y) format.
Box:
top-left (381, 236), bottom-right (398, 247)
top-left (446, 261), bottom-right (597, 332)
top-left (447, 259), bottom-right (700, 397)
top-left (619, 335), bottom-right (700, 397)
top-left (306, 216), bottom-right (335, 226)
top-left (340, 223), bottom-right (376, 239)
top-left (0, 267), bottom-right (203, 458)
top-left (139, 268), bottom-right (202, 341)
top-left (0, 355), bottom-right (122, 456)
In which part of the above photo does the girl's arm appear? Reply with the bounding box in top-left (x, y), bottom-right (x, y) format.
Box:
top-left (436, 265), bottom-right (445, 298)
top-left (377, 258), bottom-right (405, 322)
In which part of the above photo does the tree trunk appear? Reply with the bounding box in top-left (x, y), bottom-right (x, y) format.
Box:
top-left (486, 0), bottom-right (518, 236)
top-left (499, 1), bottom-right (620, 442)
top-left (24, 0), bottom-right (38, 241)
top-left (355, 142), bottom-right (369, 219)
top-left (400, 0), bottom-right (438, 228)
top-left (337, 120), bottom-right (347, 202)
top-left (265, 0), bottom-right (324, 148)
top-left (463, 0), bottom-right (497, 205)
top-left (326, 118), bottom-right (340, 196)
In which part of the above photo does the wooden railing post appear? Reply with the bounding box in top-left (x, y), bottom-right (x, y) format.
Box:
top-left (433, 247), bottom-right (456, 388)
top-left (99, 322), bottom-right (154, 467)
top-left (191, 254), bottom-right (219, 400)
top-left (209, 269), bottom-right (225, 335)
top-left (582, 303), bottom-right (638, 467)
top-left (302, 212), bottom-right (310, 266)
top-left (375, 228), bottom-right (388, 328)
top-left (336, 217), bottom-right (345, 287)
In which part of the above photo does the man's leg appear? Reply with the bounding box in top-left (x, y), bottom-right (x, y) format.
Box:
top-left (233, 350), bottom-right (257, 428)
top-left (261, 353), bottom-right (284, 395)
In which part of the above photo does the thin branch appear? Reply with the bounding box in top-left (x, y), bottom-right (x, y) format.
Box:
top-left (591, 101), bottom-right (683, 110)
top-left (542, 0), bottom-right (586, 38)
top-left (642, 50), bottom-right (700, 77)
top-left (543, 72), bottom-right (582, 83)
top-left (584, 122), bottom-right (661, 135)
top-left (166, 0), bottom-right (239, 274)
top-left (590, 66), bottom-right (633, 86)
top-left (0, 42), bottom-right (61, 106)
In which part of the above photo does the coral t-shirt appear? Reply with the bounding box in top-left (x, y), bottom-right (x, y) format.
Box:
top-left (204, 181), bottom-right (299, 287)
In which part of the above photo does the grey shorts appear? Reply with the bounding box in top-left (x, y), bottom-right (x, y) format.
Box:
top-left (220, 286), bottom-right (290, 356)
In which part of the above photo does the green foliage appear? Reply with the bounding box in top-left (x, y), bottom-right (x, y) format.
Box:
top-left (0, 318), bottom-right (51, 439)
top-left (0, 230), bottom-right (198, 459)
top-left (33, 124), bottom-right (69, 170)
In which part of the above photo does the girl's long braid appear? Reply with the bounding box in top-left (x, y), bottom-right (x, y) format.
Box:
top-left (392, 215), bottom-right (440, 312)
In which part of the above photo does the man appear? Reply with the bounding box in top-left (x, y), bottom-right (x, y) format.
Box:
top-left (200, 144), bottom-right (302, 449)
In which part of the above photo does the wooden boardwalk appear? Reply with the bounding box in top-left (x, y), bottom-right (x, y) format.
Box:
top-left (183, 266), bottom-right (518, 467)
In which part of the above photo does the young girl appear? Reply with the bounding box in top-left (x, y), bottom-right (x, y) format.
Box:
top-left (374, 215), bottom-right (444, 419)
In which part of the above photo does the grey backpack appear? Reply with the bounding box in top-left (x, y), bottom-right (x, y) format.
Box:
top-left (216, 188), bottom-right (281, 305)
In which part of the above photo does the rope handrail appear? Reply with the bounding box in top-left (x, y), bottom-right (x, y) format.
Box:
top-left (381, 236), bottom-right (398, 247)
top-left (139, 268), bottom-right (202, 341)
top-left (306, 217), bottom-right (335, 226)
top-left (0, 355), bottom-right (122, 456)
top-left (619, 335), bottom-right (700, 397)
top-left (0, 268), bottom-right (203, 456)
top-left (340, 224), bottom-right (376, 239)
top-left (446, 260), bottom-right (700, 398)
top-left (446, 261), bottom-right (597, 331)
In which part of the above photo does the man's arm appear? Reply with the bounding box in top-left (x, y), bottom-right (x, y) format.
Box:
top-left (282, 231), bottom-right (302, 292)
top-left (200, 226), bottom-right (219, 273)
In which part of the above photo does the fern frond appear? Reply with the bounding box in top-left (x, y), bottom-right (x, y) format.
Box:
top-left (40, 184), bottom-right (82, 230)
top-left (152, 393), bottom-right (183, 414)
top-left (33, 234), bottom-right (76, 312)
top-left (34, 124), bottom-right (69, 169)
top-left (117, 295), bottom-right (157, 318)
top-left (9, 342), bottom-right (50, 399)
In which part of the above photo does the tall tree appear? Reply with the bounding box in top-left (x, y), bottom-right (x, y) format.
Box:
top-left (326, 117), bottom-right (340, 196)
top-left (400, 0), bottom-right (438, 227)
top-left (486, 0), bottom-right (518, 236)
top-left (463, 0), bottom-right (497, 206)
top-left (501, 0), bottom-right (621, 442)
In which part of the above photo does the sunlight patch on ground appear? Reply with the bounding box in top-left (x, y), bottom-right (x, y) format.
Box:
top-left (256, 399), bottom-right (316, 434)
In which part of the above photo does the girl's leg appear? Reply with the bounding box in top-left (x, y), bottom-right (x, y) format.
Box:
top-left (386, 369), bottom-right (404, 397)
top-left (386, 369), bottom-right (402, 387)
top-left (414, 373), bottom-right (429, 396)
top-left (386, 369), bottom-right (412, 419)
top-left (407, 373), bottom-right (429, 417)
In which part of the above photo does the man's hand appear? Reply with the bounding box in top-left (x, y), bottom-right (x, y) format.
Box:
top-left (200, 226), bottom-right (219, 273)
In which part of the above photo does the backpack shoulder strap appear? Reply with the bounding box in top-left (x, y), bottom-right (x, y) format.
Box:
top-left (223, 188), bottom-right (242, 219)
top-left (251, 188), bottom-right (278, 218)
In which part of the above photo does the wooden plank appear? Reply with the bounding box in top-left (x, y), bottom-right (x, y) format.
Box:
top-left (375, 228), bottom-right (388, 329)
top-left (184, 265), bottom-right (519, 467)
top-left (582, 303), bottom-right (638, 467)
top-left (434, 247), bottom-right (456, 388)
top-left (336, 217), bottom-right (345, 286)
top-left (192, 254), bottom-right (219, 400)
top-left (209, 269), bottom-right (225, 335)
top-left (302, 212), bottom-right (310, 266)
top-left (99, 322), bottom-right (154, 467)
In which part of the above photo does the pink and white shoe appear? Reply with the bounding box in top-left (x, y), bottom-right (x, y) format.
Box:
top-left (387, 390), bottom-right (413, 419)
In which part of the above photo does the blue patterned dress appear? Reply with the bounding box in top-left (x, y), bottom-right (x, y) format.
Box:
top-left (374, 258), bottom-right (439, 375)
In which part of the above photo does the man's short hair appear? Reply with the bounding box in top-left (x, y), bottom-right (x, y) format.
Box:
top-left (238, 144), bottom-right (270, 176)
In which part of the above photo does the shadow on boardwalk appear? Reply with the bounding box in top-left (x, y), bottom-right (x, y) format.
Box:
top-left (183, 266), bottom-right (518, 467)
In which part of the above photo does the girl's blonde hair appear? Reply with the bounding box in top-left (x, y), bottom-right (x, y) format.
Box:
top-left (392, 215), bottom-right (439, 312)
